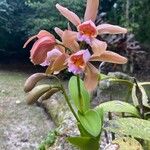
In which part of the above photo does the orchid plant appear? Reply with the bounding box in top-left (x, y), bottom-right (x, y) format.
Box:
top-left (23, 0), bottom-right (150, 150)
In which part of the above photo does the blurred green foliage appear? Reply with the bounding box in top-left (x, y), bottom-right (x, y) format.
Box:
top-left (107, 0), bottom-right (150, 44)
top-left (0, 0), bottom-right (85, 59)
top-left (25, 0), bottom-right (85, 35)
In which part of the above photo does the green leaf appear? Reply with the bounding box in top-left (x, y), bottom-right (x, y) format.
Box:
top-left (140, 82), bottom-right (150, 98)
top-left (95, 100), bottom-right (140, 117)
top-left (132, 84), bottom-right (150, 108)
top-left (78, 110), bottom-right (101, 137)
top-left (132, 84), bottom-right (139, 106)
top-left (77, 123), bottom-right (92, 137)
top-left (68, 76), bottom-right (90, 112)
top-left (104, 137), bottom-right (143, 150)
top-left (68, 136), bottom-right (99, 150)
top-left (105, 118), bottom-right (150, 141)
top-left (139, 84), bottom-right (150, 108)
top-left (100, 73), bottom-right (109, 80)
top-left (109, 78), bottom-right (133, 88)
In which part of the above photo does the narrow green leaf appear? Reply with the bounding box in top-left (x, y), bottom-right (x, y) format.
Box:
top-left (105, 118), bottom-right (150, 141)
top-left (140, 82), bottom-right (150, 86)
top-left (140, 82), bottom-right (150, 99)
top-left (132, 84), bottom-right (150, 108)
top-left (68, 136), bottom-right (99, 150)
top-left (95, 100), bottom-right (140, 117)
top-left (132, 84), bottom-right (139, 106)
top-left (109, 78), bottom-right (133, 87)
top-left (78, 110), bottom-right (101, 137)
top-left (68, 76), bottom-right (90, 112)
top-left (100, 73), bottom-right (109, 80)
top-left (139, 84), bottom-right (150, 108)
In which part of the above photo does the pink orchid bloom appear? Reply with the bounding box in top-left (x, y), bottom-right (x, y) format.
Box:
top-left (23, 30), bottom-right (56, 65)
top-left (39, 29), bottom-right (80, 75)
top-left (67, 49), bottom-right (127, 92)
top-left (54, 27), bottom-right (127, 92)
top-left (68, 50), bottom-right (91, 74)
top-left (42, 45), bottom-right (69, 75)
top-left (56, 2), bottom-right (127, 55)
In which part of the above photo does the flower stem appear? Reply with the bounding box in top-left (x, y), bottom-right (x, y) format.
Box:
top-left (61, 84), bottom-right (80, 122)
top-left (77, 75), bottom-right (84, 114)
top-left (47, 75), bottom-right (80, 122)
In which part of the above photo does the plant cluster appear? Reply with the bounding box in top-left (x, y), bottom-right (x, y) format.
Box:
top-left (24, 0), bottom-right (150, 149)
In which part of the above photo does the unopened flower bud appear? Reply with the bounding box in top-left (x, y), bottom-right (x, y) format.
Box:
top-left (26, 84), bottom-right (51, 105)
top-left (40, 88), bottom-right (60, 101)
top-left (24, 73), bottom-right (47, 93)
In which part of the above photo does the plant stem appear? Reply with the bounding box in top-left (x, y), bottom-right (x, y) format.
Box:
top-left (61, 84), bottom-right (80, 122)
top-left (47, 75), bottom-right (80, 122)
top-left (80, 41), bottom-right (86, 49)
top-left (77, 75), bottom-right (83, 114)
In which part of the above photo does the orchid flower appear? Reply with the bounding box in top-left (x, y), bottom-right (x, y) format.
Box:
top-left (56, 2), bottom-right (127, 55)
top-left (67, 49), bottom-right (127, 92)
top-left (23, 30), bottom-right (69, 74)
top-left (41, 29), bottom-right (80, 75)
top-left (23, 30), bottom-right (56, 65)
top-left (54, 28), bottom-right (127, 91)
top-left (41, 45), bottom-right (69, 75)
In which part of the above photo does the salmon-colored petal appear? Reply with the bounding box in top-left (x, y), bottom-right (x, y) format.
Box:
top-left (97, 24), bottom-right (127, 35)
top-left (90, 51), bottom-right (128, 64)
top-left (40, 49), bottom-right (62, 66)
top-left (51, 53), bottom-right (69, 73)
top-left (54, 27), bottom-right (63, 38)
top-left (62, 30), bottom-right (79, 52)
top-left (45, 63), bottom-right (53, 75)
top-left (84, 62), bottom-right (99, 92)
top-left (55, 45), bottom-right (65, 53)
top-left (23, 35), bottom-right (37, 48)
top-left (84, 0), bottom-right (99, 22)
top-left (56, 4), bottom-right (81, 26)
top-left (91, 38), bottom-right (107, 55)
top-left (37, 30), bottom-right (52, 38)
top-left (23, 30), bottom-right (52, 48)
top-left (30, 36), bottom-right (55, 64)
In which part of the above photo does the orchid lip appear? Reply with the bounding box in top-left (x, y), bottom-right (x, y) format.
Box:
top-left (67, 49), bottom-right (91, 75)
top-left (40, 48), bottom-right (62, 66)
top-left (77, 20), bottom-right (98, 38)
top-left (77, 33), bottom-right (92, 45)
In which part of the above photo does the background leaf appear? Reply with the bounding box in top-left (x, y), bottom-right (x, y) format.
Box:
top-left (104, 137), bottom-right (143, 150)
top-left (140, 82), bottom-right (150, 99)
top-left (95, 100), bottom-right (140, 117)
top-left (132, 84), bottom-right (150, 108)
top-left (105, 118), bottom-right (150, 141)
